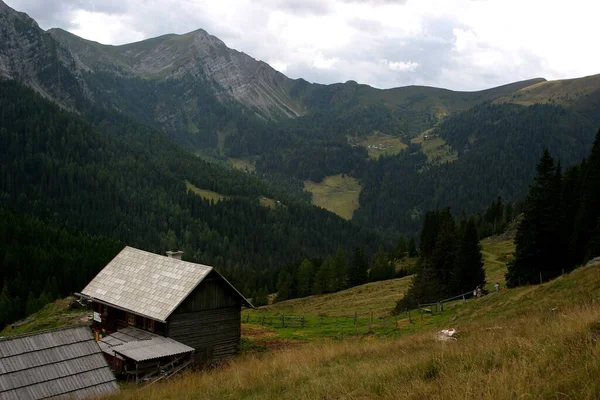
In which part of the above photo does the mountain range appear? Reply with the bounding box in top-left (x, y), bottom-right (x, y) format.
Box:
top-left (1, 0), bottom-right (599, 236)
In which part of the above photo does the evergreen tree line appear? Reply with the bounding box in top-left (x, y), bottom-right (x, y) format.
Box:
top-left (396, 209), bottom-right (486, 311)
top-left (0, 208), bottom-right (122, 327)
top-left (507, 130), bottom-right (600, 286)
top-left (274, 245), bottom-right (411, 303)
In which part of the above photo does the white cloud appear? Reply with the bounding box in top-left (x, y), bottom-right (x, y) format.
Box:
top-left (387, 60), bottom-right (419, 72)
top-left (5, 0), bottom-right (600, 90)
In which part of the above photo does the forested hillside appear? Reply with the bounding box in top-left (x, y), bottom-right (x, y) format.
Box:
top-left (355, 103), bottom-right (597, 236)
top-left (0, 79), bottom-right (390, 327)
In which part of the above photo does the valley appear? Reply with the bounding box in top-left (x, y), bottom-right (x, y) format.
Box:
top-left (1, 1), bottom-right (600, 398)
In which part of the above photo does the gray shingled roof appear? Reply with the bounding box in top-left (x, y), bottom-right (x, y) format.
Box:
top-left (81, 246), bottom-right (223, 322)
top-left (99, 327), bottom-right (194, 362)
top-left (0, 326), bottom-right (118, 400)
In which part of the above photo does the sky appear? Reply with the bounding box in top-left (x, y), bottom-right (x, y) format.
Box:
top-left (5, 0), bottom-right (600, 90)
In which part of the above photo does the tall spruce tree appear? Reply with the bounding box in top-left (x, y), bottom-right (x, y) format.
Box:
top-left (348, 248), bottom-right (368, 287)
top-left (408, 236), bottom-right (418, 257)
top-left (577, 129), bottom-right (600, 262)
top-left (332, 248), bottom-right (347, 292)
top-left (395, 235), bottom-right (407, 260)
top-left (507, 150), bottom-right (563, 287)
top-left (313, 256), bottom-right (335, 294)
top-left (296, 259), bottom-right (316, 297)
top-left (369, 246), bottom-right (395, 282)
top-left (452, 217), bottom-right (485, 293)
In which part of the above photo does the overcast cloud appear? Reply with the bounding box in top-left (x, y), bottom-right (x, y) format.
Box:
top-left (5, 0), bottom-right (599, 90)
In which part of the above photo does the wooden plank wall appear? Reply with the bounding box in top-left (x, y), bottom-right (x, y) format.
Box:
top-left (167, 307), bottom-right (241, 362)
top-left (175, 272), bottom-right (239, 314)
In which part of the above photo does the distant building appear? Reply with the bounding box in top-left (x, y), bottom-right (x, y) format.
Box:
top-left (0, 326), bottom-right (118, 399)
top-left (80, 247), bottom-right (253, 378)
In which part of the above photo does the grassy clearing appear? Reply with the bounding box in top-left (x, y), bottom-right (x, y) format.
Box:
top-left (350, 131), bottom-right (408, 159)
top-left (259, 196), bottom-right (277, 208)
top-left (113, 261), bottom-right (600, 399)
top-left (185, 180), bottom-right (229, 203)
top-left (480, 236), bottom-right (514, 291)
top-left (304, 174), bottom-right (361, 220)
top-left (230, 158), bottom-right (256, 172)
top-left (260, 276), bottom-right (413, 318)
top-left (0, 297), bottom-right (89, 337)
top-left (411, 130), bottom-right (458, 164)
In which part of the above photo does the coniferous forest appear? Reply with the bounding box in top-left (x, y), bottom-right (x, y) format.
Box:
top-left (507, 130), bottom-right (600, 286)
top-left (0, 80), bottom-right (390, 327)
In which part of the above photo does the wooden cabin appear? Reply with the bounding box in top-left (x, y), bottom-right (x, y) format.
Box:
top-left (80, 246), bottom-right (253, 367)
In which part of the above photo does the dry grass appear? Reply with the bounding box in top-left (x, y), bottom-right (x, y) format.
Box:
top-left (304, 174), bottom-right (361, 220)
top-left (259, 276), bottom-right (413, 318)
top-left (112, 300), bottom-right (600, 399)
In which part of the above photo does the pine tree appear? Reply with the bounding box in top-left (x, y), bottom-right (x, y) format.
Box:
top-left (452, 217), bottom-right (485, 293)
top-left (395, 235), bottom-right (407, 260)
top-left (577, 129), bottom-right (600, 262)
top-left (332, 248), bottom-right (347, 292)
top-left (347, 248), bottom-right (368, 287)
top-left (507, 150), bottom-right (563, 287)
top-left (369, 246), bottom-right (395, 282)
top-left (313, 256), bottom-right (335, 294)
top-left (276, 270), bottom-right (292, 302)
top-left (408, 236), bottom-right (417, 257)
top-left (296, 259), bottom-right (315, 297)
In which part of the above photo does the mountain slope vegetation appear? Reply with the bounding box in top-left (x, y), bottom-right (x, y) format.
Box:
top-left (0, 79), bottom-right (389, 327)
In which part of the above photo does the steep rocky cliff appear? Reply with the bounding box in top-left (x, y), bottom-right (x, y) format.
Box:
top-left (48, 28), bottom-right (306, 120)
top-left (0, 1), bottom-right (89, 109)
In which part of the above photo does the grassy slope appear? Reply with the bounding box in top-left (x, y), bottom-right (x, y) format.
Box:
top-left (113, 257), bottom-right (600, 399)
top-left (304, 174), bottom-right (361, 220)
top-left (496, 73), bottom-right (600, 107)
top-left (259, 276), bottom-right (413, 318)
top-left (185, 180), bottom-right (229, 202)
top-left (0, 297), bottom-right (89, 337)
top-left (411, 130), bottom-right (458, 164)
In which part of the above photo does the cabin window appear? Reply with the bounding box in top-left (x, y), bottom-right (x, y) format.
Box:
top-left (127, 313), bottom-right (136, 325)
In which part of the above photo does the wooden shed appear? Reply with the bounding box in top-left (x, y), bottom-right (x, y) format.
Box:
top-left (80, 246), bottom-right (253, 364)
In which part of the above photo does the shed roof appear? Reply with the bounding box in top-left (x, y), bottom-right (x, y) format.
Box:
top-left (0, 326), bottom-right (118, 400)
top-left (81, 246), bottom-right (252, 322)
top-left (99, 327), bottom-right (194, 362)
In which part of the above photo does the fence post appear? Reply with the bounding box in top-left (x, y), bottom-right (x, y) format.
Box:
top-left (246, 313), bottom-right (250, 323)
top-left (406, 309), bottom-right (411, 324)
top-left (462, 294), bottom-right (466, 304)
top-left (440, 301), bottom-right (443, 312)
top-left (301, 316), bottom-right (305, 328)
top-left (562, 268), bottom-right (565, 275)
top-left (281, 314), bottom-right (285, 328)
top-left (261, 315), bottom-right (265, 325)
